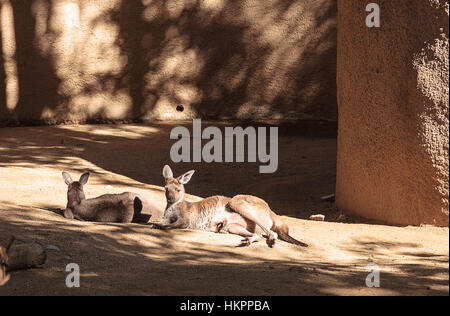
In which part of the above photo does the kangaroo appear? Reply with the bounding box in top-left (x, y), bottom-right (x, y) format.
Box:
top-left (151, 165), bottom-right (308, 248)
top-left (62, 171), bottom-right (163, 223)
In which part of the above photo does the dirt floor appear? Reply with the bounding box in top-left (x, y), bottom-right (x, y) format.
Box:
top-left (0, 122), bottom-right (448, 296)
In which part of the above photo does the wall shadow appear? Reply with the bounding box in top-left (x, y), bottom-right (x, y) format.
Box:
top-left (0, 11), bottom-right (8, 122)
top-left (111, 0), bottom-right (337, 121)
top-left (1, 0), bottom-right (337, 125)
top-left (8, 0), bottom-right (61, 125)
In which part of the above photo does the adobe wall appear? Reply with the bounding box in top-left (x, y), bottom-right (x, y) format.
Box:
top-left (336, 0), bottom-right (449, 226)
top-left (0, 0), bottom-right (337, 125)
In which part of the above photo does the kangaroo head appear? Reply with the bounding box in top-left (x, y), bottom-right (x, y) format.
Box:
top-left (162, 165), bottom-right (195, 205)
top-left (62, 171), bottom-right (89, 207)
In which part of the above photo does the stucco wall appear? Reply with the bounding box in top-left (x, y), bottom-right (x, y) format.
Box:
top-left (0, 0), bottom-right (337, 125)
top-left (336, 0), bottom-right (449, 226)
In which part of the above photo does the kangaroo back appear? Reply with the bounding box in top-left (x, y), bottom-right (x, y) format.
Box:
top-left (63, 172), bottom-right (161, 224)
top-left (77, 193), bottom-right (132, 222)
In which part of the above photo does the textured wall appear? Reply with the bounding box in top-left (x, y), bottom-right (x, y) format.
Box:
top-left (0, 0), bottom-right (337, 125)
top-left (336, 0), bottom-right (449, 226)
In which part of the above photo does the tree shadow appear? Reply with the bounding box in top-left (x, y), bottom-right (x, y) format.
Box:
top-left (111, 0), bottom-right (337, 121)
top-left (6, 0), bottom-right (61, 125)
top-left (336, 236), bottom-right (450, 295)
top-left (0, 12), bottom-right (8, 123)
top-left (0, 204), bottom-right (447, 295)
top-left (0, 121), bottom-right (337, 219)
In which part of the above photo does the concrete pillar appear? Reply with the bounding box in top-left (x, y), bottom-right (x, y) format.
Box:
top-left (336, 0), bottom-right (449, 226)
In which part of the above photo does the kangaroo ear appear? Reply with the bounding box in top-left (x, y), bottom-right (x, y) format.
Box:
top-left (79, 172), bottom-right (90, 185)
top-left (163, 165), bottom-right (173, 179)
top-left (177, 170), bottom-right (195, 185)
top-left (62, 172), bottom-right (73, 185)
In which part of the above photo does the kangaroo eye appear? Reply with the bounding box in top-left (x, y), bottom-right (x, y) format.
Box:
top-left (176, 188), bottom-right (181, 192)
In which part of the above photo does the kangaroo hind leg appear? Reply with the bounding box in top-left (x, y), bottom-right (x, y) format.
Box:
top-left (224, 223), bottom-right (261, 246)
top-left (228, 195), bottom-right (278, 248)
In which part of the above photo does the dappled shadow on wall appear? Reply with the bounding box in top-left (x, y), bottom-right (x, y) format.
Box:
top-left (0, 0), bottom-right (337, 125)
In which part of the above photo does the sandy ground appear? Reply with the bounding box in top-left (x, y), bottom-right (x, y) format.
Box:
top-left (0, 122), bottom-right (448, 296)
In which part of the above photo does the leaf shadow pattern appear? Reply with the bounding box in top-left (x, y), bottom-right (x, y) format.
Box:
top-left (0, 203), bottom-right (448, 295)
top-left (1, 0), bottom-right (337, 125)
top-left (0, 121), bottom-right (337, 219)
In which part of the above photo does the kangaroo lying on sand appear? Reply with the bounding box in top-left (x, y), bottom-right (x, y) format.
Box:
top-left (62, 172), bottom-right (163, 223)
top-left (152, 165), bottom-right (308, 248)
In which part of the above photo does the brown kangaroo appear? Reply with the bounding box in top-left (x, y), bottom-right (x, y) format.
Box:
top-left (62, 172), bottom-right (163, 223)
top-left (151, 165), bottom-right (308, 248)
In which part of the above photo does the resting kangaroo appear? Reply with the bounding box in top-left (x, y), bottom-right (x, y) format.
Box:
top-left (62, 171), bottom-right (163, 223)
top-left (152, 165), bottom-right (308, 248)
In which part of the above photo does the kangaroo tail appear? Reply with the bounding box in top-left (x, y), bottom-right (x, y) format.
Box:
top-left (277, 230), bottom-right (309, 247)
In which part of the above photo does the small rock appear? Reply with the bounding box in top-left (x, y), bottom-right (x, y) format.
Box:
top-left (46, 245), bottom-right (60, 251)
top-left (309, 214), bottom-right (325, 221)
top-left (289, 266), bottom-right (307, 272)
top-left (336, 213), bottom-right (347, 222)
top-left (320, 194), bottom-right (335, 202)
